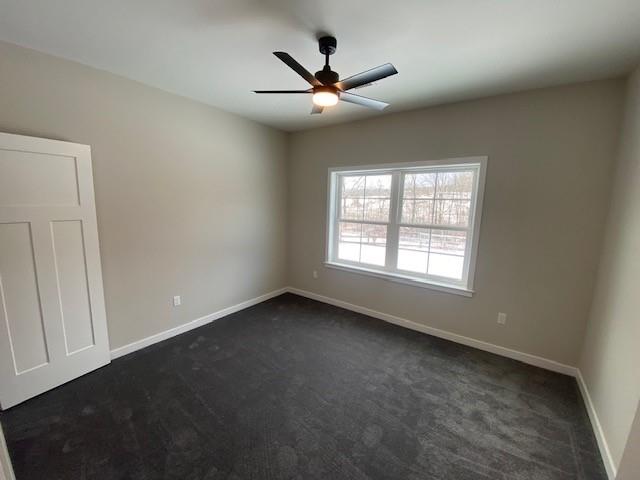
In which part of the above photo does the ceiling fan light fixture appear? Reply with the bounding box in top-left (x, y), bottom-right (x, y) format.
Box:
top-left (312, 87), bottom-right (339, 107)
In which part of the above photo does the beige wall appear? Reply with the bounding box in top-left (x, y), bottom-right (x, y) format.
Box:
top-left (0, 41), bottom-right (288, 349)
top-left (288, 80), bottom-right (624, 366)
top-left (579, 66), bottom-right (640, 471)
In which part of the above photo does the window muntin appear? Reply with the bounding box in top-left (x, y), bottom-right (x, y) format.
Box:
top-left (327, 159), bottom-right (485, 293)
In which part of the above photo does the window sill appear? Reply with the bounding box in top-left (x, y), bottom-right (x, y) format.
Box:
top-left (323, 261), bottom-right (474, 297)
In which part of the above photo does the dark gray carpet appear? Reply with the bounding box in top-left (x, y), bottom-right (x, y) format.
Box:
top-left (1, 293), bottom-right (606, 479)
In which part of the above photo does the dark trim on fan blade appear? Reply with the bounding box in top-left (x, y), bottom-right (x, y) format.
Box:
top-left (253, 90), bottom-right (312, 94)
top-left (273, 52), bottom-right (322, 86)
top-left (335, 64), bottom-right (398, 91)
top-left (339, 92), bottom-right (389, 110)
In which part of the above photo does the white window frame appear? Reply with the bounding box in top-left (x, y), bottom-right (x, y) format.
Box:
top-left (325, 156), bottom-right (487, 297)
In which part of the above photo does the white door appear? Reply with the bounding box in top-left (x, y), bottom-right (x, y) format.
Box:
top-left (0, 132), bottom-right (110, 409)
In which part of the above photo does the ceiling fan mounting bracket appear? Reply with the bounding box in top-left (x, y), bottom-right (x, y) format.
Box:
top-left (318, 36), bottom-right (337, 56)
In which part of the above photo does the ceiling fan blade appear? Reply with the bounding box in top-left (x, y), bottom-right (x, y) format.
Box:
top-left (253, 90), bottom-right (311, 94)
top-left (273, 52), bottom-right (321, 86)
top-left (339, 91), bottom-right (389, 111)
top-left (335, 63), bottom-right (398, 91)
top-left (311, 104), bottom-right (324, 115)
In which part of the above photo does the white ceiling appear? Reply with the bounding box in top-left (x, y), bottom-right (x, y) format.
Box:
top-left (1, 0), bottom-right (640, 131)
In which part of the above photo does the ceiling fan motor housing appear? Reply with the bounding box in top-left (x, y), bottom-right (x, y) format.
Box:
top-left (315, 66), bottom-right (339, 85)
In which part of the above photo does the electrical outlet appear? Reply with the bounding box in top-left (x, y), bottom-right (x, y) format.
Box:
top-left (312, 270), bottom-right (318, 279)
top-left (173, 295), bottom-right (182, 307)
top-left (497, 312), bottom-right (507, 325)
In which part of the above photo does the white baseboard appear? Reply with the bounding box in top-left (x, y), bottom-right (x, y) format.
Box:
top-left (111, 285), bottom-right (577, 374)
top-left (576, 370), bottom-right (617, 480)
top-left (288, 287), bottom-right (577, 376)
top-left (110, 287), bottom-right (288, 359)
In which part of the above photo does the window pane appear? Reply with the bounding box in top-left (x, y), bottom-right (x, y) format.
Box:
top-left (364, 175), bottom-right (391, 222)
top-left (413, 199), bottom-right (434, 224)
top-left (435, 171), bottom-right (474, 200)
top-left (340, 175), bottom-right (365, 220)
top-left (397, 227), bottom-right (429, 274)
top-left (341, 174), bottom-right (391, 222)
top-left (342, 175), bottom-right (365, 197)
top-left (365, 175), bottom-right (392, 197)
top-left (338, 222), bottom-right (387, 266)
top-left (402, 173), bottom-right (436, 224)
top-left (428, 254), bottom-right (464, 279)
top-left (427, 230), bottom-right (467, 279)
top-left (342, 198), bottom-right (364, 220)
top-left (434, 199), bottom-right (471, 227)
top-left (360, 224), bottom-right (387, 266)
top-left (401, 198), bottom-right (412, 222)
top-left (338, 222), bottom-right (361, 262)
top-left (404, 173), bottom-right (436, 199)
top-left (364, 197), bottom-right (390, 222)
top-left (429, 229), bottom-right (466, 255)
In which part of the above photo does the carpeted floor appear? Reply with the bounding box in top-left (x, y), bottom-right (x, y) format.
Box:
top-left (1, 293), bottom-right (606, 479)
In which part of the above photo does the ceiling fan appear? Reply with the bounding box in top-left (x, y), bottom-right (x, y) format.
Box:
top-left (253, 36), bottom-right (398, 114)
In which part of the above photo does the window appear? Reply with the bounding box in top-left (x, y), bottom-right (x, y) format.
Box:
top-left (326, 157), bottom-right (486, 295)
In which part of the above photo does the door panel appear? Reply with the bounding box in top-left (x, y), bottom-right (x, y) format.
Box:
top-left (0, 149), bottom-right (79, 207)
top-left (51, 220), bottom-right (95, 354)
top-left (0, 222), bottom-right (49, 373)
top-left (0, 132), bottom-right (110, 409)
